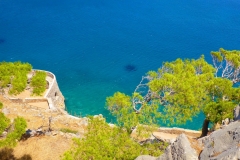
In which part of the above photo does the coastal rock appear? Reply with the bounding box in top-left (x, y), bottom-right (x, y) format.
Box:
top-left (234, 105), bottom-right (240, 121)
top-left (157, 134), bottom-right (198, 160)
top-left (210, 147), bottom-right (240, 160)
top-left (199, 121), bottom-right (240, 159)
top-left (152, 132), bottom-right (177, 143)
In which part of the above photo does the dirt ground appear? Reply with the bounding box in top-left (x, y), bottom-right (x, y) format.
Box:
top-left (13, 135), bottom-right (72, 160)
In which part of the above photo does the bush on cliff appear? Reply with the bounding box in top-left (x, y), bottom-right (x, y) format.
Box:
top-left (30, 71), bottom-right (47, 96)
top-left (0, 102), bottom-right (27, 148)
top-left (62, 117), bottom-right (167, 160)
top-left (0, 61), bottom-right (32, 95)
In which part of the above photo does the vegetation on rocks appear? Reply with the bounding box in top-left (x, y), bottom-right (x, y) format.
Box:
top-left (0, 102), bottom-right (27, 148)
top-left (30, 71), bottom-right (47, 96)
top-left (60, 128), bottom-right (78, 134)
top-left (0, 61), bottom-right (47, 96)
top-left (62, 117), bottom-right (167, 160)
top-left (0, 61), bottom-right (32, 95)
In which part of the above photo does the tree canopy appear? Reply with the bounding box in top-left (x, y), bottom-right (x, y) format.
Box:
top-left (106, 48), bottom-right (240, 137)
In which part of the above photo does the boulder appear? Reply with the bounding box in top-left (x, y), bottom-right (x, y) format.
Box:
top-left (157, 134), bottom-right (198, 160)
top-left (234, 105), bottom-right (240, 121)
top-left (210, 147), bottom-right (240, 160)
top-left (199, 121), bottom-right (240, 159)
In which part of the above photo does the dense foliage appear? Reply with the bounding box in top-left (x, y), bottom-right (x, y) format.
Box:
top-left (30, 71), bottom-right (47, 96)
top-left (0, 61), bottom-right (32, 95)
top-left (106, 48), bottom-right (240, 137)
top-left (62, 117), bottom-right (167, 160)
top-left (0, 102), bottom-right (27, 148)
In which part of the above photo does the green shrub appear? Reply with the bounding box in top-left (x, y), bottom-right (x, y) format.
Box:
top-left (0, 117), bottom-right (27, 148)
top-left (0, 61), bottom-right (32, 95)
top-left (0, 101), bottom-right (27, 148)
top-left (0, 102), bottom-right (3, 109)
top-left (60, 128), bottom-right (78, 134)
top-left (9, 72), bottom-right (28, 95)
top-left (0, 113), bottom-right (10, 135)
top-left (62, 117), bottom-right (167, 160)
top-left (30, 71), bottom-right (47, 96)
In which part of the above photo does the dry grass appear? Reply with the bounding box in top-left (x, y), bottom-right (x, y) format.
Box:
top-left (13, 135), bottom-right (72, 160)
top-left (4, 88), bottom-right (47, 99)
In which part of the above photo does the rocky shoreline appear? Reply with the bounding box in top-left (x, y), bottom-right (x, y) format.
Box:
top-left (136, 120), bottom-right (240, 160)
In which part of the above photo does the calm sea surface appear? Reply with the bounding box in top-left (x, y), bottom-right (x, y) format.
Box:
top-left (0, 0), bottom-right (240, 129)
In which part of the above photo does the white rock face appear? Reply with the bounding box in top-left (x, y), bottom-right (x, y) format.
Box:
top-left (157, 134), bottom-right (198, 160)
top-left (135, 134), bottom-right (198, 160)
top-left (199, 121), bottom-right (240, 160)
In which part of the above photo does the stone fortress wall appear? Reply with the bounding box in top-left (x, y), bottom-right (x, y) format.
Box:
top-left (43, 70), bottom-right (65, 110)
top-left (8, 70), bottom-right (65, 110)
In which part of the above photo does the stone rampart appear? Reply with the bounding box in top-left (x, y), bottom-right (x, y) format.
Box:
top-left (24, 98), bottom-right (48, 103)
top-left (43, 71), bottom-right (65, 109)
top-left (9, 98), bottom-right (23, 103)
top-left (8, 70), bottom-right (65, 110)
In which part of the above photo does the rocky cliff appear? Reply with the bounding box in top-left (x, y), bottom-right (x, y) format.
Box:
top-left (136, 121), bottom-right (240, 160)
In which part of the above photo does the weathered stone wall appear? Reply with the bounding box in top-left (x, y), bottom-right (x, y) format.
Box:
top-left (24, 98), bottom-right (48, 103)
top-left (8, 70), bottom-right (65, 110)
top-left (44, 71), bottom-right (65, 109)
top-left (9, 98), bottom-right (23, 103)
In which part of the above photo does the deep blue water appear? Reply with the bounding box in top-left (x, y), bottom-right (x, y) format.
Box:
top-left (0, 0), bottom-right (240, 130)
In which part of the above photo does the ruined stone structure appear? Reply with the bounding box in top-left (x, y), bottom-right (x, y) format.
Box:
top-left (8, 70), bottom-right (65, 110)
top-left (43, 71), bottom-right (65, 110)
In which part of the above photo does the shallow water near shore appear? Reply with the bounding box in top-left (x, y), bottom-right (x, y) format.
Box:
top-left (0, 0), bottom-right (240, 130)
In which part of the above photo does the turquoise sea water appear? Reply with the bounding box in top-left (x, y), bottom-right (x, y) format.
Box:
top-left (0, 0), bottom-right (240, 130)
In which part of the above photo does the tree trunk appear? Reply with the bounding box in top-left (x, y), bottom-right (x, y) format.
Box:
top-left (200, 119), bottom-right (210, 138)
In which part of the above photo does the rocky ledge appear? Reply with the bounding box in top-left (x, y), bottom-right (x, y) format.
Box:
top-left (136, 120), bottom-right (240, 160)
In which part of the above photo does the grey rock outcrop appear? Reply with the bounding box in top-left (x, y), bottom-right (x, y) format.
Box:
top-left (157, 134), bottom-right (198, 160)
top-left (135, 134), bottom-right (198, 160)
top-left (234, 105), bottom-right (240, 121)
top-left (199, 121), bottom-right (240, 160)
